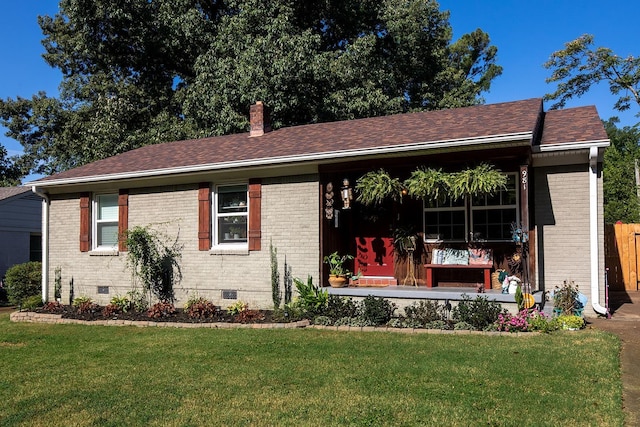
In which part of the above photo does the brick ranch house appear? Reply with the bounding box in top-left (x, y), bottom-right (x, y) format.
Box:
top-left (30, 98), bottom-right (609, 316)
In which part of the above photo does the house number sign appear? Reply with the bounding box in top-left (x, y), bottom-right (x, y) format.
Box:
top-left (520, 168), bottom-right (528, 191)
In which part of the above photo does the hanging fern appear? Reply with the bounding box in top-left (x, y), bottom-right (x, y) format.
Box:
top-left (449, 163), bottom-right (507, 200)
top-left (355, 169), bottom-right (404, 206)
top-left (404, 167), bottom-right (451, 202)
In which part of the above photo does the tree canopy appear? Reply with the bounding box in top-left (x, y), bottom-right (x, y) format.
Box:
top-left (544, 34), bottom-right (640, 114)
top-left (603, 119), bottom-right (640, 224)
top-left (0, 0), bottom-right (502, 179)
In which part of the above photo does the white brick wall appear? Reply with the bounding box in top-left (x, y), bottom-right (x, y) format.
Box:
top-left (46, 176), bottom-right (320, 309)
top-left (534, 163), bottom-right (605, 315)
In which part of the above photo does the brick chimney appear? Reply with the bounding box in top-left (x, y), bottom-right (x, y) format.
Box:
top-left (250, 101), bottom-right (271, 137)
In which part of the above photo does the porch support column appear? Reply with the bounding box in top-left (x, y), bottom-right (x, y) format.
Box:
top-left (520, 165), bottom-right (530, 284)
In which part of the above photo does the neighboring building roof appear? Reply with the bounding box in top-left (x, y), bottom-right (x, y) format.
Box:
top-left (0, 186), bottom-right (31, 202)
top-left (32, 97), bottom-right (608, 187)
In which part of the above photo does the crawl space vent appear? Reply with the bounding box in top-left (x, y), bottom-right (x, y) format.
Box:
top-left (222, 289), bottom-right (238, 300)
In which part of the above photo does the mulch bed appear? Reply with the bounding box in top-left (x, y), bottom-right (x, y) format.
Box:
top-left (36, 305), bottom-right (287, 324)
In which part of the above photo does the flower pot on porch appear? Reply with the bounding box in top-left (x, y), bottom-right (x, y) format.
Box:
top-left (328, 274), bottom-right (348, 288)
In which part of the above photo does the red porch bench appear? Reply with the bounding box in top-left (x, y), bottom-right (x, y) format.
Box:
top-left (425, 264), bottom-right (492, 290)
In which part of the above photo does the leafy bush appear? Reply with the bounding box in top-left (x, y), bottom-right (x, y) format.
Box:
top-left (110, 295), bottom-right (131, 313)
top-left (127, 289), bottom-right (148, 312)
top-left (359, 295), bottom-right (396, 325)
top-left (528, 310), bottom-right (560, 333)
top-left (147, 302), bottom-right (176, 318)
top-left (451, 295), bottom-right (504, 331)
top-left (403, 300), bottom-right (445, 325)
top-left (293, 276), bottom-right (328, 317)
top-left (313, 315), bottom-right (333, 326)
top-left (22, 295), bottom-right (43, 310)
top-left (42, 301), bottom-right (64, 313)
top-left (186, 297), bottom-right (218, 319)
top-left (323, 295), bottom-right (358, 321)
top-left (4, 261), bottom-right (41, 306)
top-left (72, 296), bottom-right (93, 308)
top-left (227, 301), bottom-right (248, 315)
top-left (102, 304), bottom-right (121, 317)
top-left (235, 309), bottom-right (265, 323)
top-left (425, 320), bottom-right (450, 330)
top-left (556, 315), bottom-right (585, 330)
top-left (453, 321), bottom-right (475, 331)
top-left (72, 296), bottom-right (98, 314)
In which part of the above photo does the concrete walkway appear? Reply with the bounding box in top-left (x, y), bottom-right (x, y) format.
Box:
top-left (589, 291), bottom-right (640, 426)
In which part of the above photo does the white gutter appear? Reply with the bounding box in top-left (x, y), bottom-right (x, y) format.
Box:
top-left (589, 146), bottom-right (608, 315)
top-left (30, 131), bottom-right (533, 188)
top-left (533, 139), bottom-right (609, 153)
top-left (31, 186), bottom-right (49, 303)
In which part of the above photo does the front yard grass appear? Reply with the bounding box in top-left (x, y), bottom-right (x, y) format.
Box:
top-left (0, 313), bottom-right (623, 426)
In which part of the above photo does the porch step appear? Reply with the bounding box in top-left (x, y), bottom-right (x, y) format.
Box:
top-left (350, 276), bottom-right (398, 287)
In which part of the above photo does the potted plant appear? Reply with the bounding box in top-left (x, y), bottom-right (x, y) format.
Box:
top-left (323, 252), bottom-right (354, 287)
top-left (552, 280), bottom-right (583, 316)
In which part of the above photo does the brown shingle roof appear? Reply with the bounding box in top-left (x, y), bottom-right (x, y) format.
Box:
top-left (540, 106), bottom-right (608, 146)
top-left (38, 98), bottom-right (544, 183)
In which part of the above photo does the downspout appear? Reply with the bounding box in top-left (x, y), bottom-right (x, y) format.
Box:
top-left (589, 147), bottom-right (608, 315)
top-left (31, 186), bottom-right (49, 303)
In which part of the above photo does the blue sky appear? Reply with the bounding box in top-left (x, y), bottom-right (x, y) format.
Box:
top-left (1, 1), bottom-right (639, 167)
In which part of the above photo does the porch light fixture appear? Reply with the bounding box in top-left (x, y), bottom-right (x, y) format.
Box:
top-left (341, 178), bottom-right (353, 209)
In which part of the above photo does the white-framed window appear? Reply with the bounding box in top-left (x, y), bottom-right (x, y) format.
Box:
top-left (424, 196), bottom-right (467, 242)
top-left (213, 184), bottom-right (248, 247)
top-left (423, 173), bottom-right (519, 242)
top-left (471, 173), bottom-right (518, 241)
top-left (93, 193), bottom-right (119, 249)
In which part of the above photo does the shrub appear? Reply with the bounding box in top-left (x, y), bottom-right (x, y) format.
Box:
top-left (453, 321), bottom-right (476, 331)
top-left (496, 311), bottom-right (529, 332)
top-left (147, 302), bottom-right (176, 318)
top-left (528, 310), bottom-right (560, 333)
top-left (127, 289), bottom-right (148, 312)
top-left (227, 301), bottom-right (248, 316)
top-left (4, 261), bottom-right (41, 306)
top-left (42, 301), bottom-right (64, 313)
top-left (110, 295), bottom-right (131, 313)
top-left (313, 315), bottom-right (333, 326)
top-left (359, 295), bottom-right (396, 325)
top-left (186, 297), bottom-right (218, 319)
top-left (452, 295), bottom-right (504, 331)
top-left (556, 314), bottom-right (585, 330)
top-left (425, 320), bottom-right (450, 330)
top-left (404, 300), bottom-right (445, 325)
top-left (22, 295), bottom-right (43, 310)
top-left (102, 304), bottom-right (121, 317)
top-left (293, 276), bottom-right (328, 317)
top-left (72, 296), bottom-right (98, 314)
top-left (323, 295), bottom-right (358, 321)
top-left (235, 309), bottom-right (265, 323)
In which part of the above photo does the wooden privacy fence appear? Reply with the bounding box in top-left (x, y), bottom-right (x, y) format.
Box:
top-left (605, 223), bottom-right (640, 291)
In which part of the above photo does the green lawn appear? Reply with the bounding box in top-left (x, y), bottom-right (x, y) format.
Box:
top-left (0, 313), bottom-right (623, 426)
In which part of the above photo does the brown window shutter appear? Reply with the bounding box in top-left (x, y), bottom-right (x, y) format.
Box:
top-left (248, 179), bottom-right (262, 251)
top-left (79, 193), bottom-right (91, 252)
top-left (118, 190), bottom-right (129, 252)
top-left (198, 183), bottom-right (211, 250)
